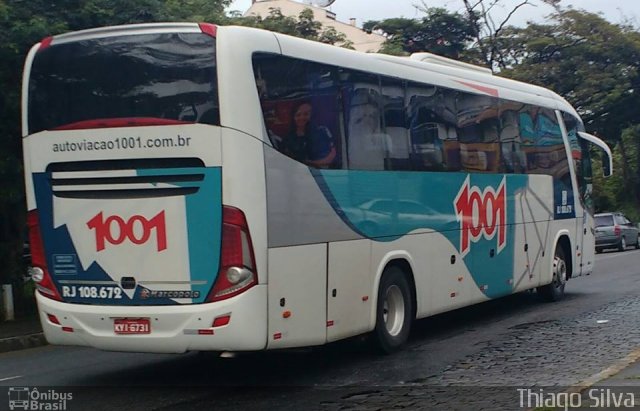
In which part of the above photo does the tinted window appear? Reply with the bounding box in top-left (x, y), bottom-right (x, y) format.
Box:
top-left (520, 107), bottom-right (567, 177)
top-left (407, 84), bottom-right (458, 171)
top-left (498, 101), bottom-right (527, 174)
top-left (563, 112), bottom-right (593, 212)
top-left (252, 53), bottom-right (573, 178)
top-left (381, 78), bottom-right (409, 170)
top-left (343, 71), bottom-right (387, 170)
top-left (253, 54), bottom-right (341, 169)
top-left (456, 94), bottom-right (500, 173)
top-left (29, 33), bottom-right (219, 133)
top-left (595, 215), bottom-right (614, 227)
top-left (615, 215), bottom-right (630, 225)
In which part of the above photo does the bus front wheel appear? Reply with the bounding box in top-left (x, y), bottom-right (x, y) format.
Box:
top-left (538, 246), bottom-right (567, 302)
top-left (374, 266), bottom-right (413, 354)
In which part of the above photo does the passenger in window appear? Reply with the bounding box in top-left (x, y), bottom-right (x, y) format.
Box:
top-left (282, 101), bottom-right (337, 168)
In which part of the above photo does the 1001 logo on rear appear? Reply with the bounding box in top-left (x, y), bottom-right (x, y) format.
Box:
top-left (87, 211), bottom-right (167, 251)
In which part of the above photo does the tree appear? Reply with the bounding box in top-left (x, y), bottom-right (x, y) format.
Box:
top-left (501, 8), bottom-right (640, 212)
top-left (230, 7), bottom-right (353, 48)
top-left (458, 0), bottom-right (551, 69)
top-left (364, 8), bottom-right (475, 58)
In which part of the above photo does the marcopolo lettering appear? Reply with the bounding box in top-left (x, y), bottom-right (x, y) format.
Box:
top-left (454, 176), bottom-right (507, 257)
top-left (87, 211), bottom-right (167, 252)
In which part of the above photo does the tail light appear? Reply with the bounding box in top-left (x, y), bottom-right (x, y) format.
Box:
top-left (614, 225), bottom-right (621, 236)
top-left (207, 206), bottom-right (257, 302)
top-left (27, 210), bottom-right (62, 301)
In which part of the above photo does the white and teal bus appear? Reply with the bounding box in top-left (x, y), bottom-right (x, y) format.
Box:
top-left (22, 23), bottom-right (612, 354)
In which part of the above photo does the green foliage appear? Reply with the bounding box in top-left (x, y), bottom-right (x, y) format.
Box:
top-left (229, 7), bottom-right (352, 48)
top-left (501, 10), bottom-right (640, 143)
top-left (592, 129), bottom-right (640, 221)
top-left (500, 8), bottom-right (640, 216)
top-left (365, 8), bottom-right (474, 58)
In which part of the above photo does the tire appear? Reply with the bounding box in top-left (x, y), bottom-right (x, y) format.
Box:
top-left (538, 245), bottom-right (567, 302)
top-left (635, 237), bottom-right (640, 250)
top-left (618, 237), bottom-right (627, 252)
top-left (595, 247), bottom-right (602, 254)
top-left (373, 266), bottom-right (413, 354)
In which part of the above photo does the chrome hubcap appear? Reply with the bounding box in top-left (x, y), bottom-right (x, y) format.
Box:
top-left (383, 285), bottom-right (405, 336)
top-left (553, 256), bottom-right (566, 287)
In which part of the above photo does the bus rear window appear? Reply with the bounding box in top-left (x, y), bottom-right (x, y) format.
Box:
top-left (28, 32), bottom-right (219, 133)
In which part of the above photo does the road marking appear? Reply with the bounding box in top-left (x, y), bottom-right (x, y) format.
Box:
top-left (0, 375), bottom-right (22, 382)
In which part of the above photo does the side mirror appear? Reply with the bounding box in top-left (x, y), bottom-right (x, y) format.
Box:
top-left (578, 132), bottom-right (613, 177)
top-left (602, 155), bottom-right (611, 177)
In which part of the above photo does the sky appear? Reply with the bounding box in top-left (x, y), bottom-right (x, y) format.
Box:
top-left (228, 0), bottom-right (640, 27)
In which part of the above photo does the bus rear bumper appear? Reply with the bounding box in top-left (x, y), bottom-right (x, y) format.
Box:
top-left (35, 285), bottom-right (267, 353)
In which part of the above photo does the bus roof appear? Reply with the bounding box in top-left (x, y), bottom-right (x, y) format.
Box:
top-left (250, 26), bottom-right (579, 119)
top-left (31, 23), bottom-right (580, 120)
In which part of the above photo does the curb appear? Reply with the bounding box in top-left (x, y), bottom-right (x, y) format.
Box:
top-left (0, 333), bottom-right (47, 354)
top-left (523, 348), bottom-right (640, 411)
top-left (567, 347), bottom-right (640, 394)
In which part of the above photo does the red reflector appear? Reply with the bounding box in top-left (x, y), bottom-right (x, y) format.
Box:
top-left (62, 327), bottom-right (74, 333)
top-left (326, 320), bottom-right (334, 327)
top-left (273, 332), bottom-right (282, 340)
top-left (212, 315), bottom-right (231, 327)
top-left (47, 314), bottom-right (60, 325)
top-left (450, 292), bottom-right (456, 298)
top-left (38, 36), bottom-right (53, 51)
top-left (199, 23), bottom-right (217, 38)
top-left (198, 329), bottom-right (215, 335)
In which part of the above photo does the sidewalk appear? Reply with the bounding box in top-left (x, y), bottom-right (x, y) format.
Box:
top-left (565, 348), bottom-right (640, 410)
top-left (0, 316), bottom-right (46, 353)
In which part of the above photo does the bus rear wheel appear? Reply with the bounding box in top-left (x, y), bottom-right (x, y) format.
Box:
top-left (373, 266), bottom-right (413, 354)
top-left (538, 246), bottom-right (567, 302)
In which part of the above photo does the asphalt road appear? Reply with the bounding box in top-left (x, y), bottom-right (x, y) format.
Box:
top-left (1, 249), bottom-right (639, 410)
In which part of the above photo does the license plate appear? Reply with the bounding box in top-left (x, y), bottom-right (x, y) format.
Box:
top-left (114, 318), bottom-right (151, 335)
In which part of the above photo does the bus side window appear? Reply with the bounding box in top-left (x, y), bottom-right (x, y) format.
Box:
top-left (406, 84), bottom-right (454, 171)
top-left (380, 77), bottom-right (409, 170)
top-left (563, 112), bottom-right (593, 212)
top-left (456, 94), bottom-right (500, 173)
top-left (522, 107), bottom-right (568, 179)
top-left (252, 53), bottom-right (343, 169)
top-left (343, 71), bottom-right (388, 171)
top-left (499, 103), bottom-right (526, 174)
